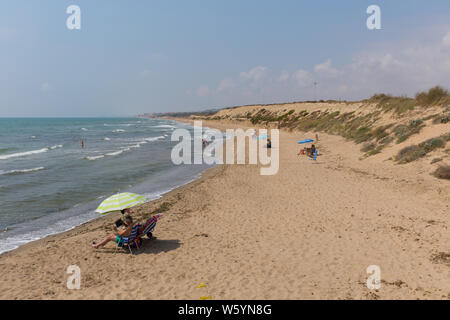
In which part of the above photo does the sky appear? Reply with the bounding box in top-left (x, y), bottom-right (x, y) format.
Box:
top-left (1, 0), bottom-right (450, 117)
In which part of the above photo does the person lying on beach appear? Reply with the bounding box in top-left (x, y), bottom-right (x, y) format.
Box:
top-left (92, 215), bottom-right (134, 249)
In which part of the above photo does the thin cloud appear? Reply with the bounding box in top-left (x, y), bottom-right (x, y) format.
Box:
top-left (189, 27), bottom-right (450, 104)
top-left (40, 82), bottom-right (51, 92)
top-left (216, 78), bottom-right (236, 93)
top-left (292, 69), bottom-right (311, 87)
top-left (442, 32), bottom-right (450, 47)
top-left (196, 85), bottom-right (210, 97)
top-left (278, 71), bottom-right (290, 82)
top-left (240, 66), bottom-right (268, 81)
top-left (314, 59), bottom-right (340, 77)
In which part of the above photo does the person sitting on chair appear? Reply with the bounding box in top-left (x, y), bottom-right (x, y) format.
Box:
top-left (92, 215), bottom-right (134, 249)
top-left (308, 144), bottom-right (316, 157)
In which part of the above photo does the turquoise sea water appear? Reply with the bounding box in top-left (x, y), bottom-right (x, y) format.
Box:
top-left (0, 118), bottom-right (214, 253)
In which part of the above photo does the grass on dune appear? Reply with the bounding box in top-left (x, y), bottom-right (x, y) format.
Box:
top-left (395, 135), bottom-right (448, 164)
top-left (205, 85), bottom-right (449, 162)
top-left (393, 120), bottom-right (425, 144)
top-left (415, 86), bottom-right (450, 106)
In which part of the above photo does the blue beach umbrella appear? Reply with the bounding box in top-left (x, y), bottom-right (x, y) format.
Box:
top-left (253, 134), bottom-right (268, 140)
top-left (298, 139), bottom-right (314, 144)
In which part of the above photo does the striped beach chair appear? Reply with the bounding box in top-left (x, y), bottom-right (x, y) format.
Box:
top-left (140, 214), bottom-right (161, 239)
top-left (308, 149), bottom-right (318, 161)
top-left (117, 223), bottom-right (141, 254)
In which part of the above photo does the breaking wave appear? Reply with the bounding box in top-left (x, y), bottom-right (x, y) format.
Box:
top-left (0, 145), bottom-right (62, 161)
top-left (0, 167), bottom-right (45, 176)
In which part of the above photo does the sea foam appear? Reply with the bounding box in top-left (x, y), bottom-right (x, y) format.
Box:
top-left (144, 135), bottom-right (165, 142)
top-left (85, 136), bottom-right (164, 161)
top-left (0, 148), bottom-right (49, 160)
top-left (0, 167), bottom-right (45, 176)
top-left (0, 145), bottom-right (62, 160)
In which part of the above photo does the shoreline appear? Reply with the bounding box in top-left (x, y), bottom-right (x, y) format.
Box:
top-left (0, 163), bottom-right (224, 259)
top-left (0, 117), bottom-right (448, 299)
top-left (0, 118), bottom-right (218, 257)
top-left (0, 164), bottom-right (222, 258)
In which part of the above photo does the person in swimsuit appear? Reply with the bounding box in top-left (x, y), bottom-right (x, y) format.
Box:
top-left (307, 144), bottom-right (316, 157)
top-left (92, 215), bottom-right (134, 249)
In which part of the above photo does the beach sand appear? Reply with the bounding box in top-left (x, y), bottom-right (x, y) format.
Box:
top-left (0, 119), bottom-right (448, 300)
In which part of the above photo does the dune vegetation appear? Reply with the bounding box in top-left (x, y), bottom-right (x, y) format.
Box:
top-left (190, 86), bottom-right (449, 178)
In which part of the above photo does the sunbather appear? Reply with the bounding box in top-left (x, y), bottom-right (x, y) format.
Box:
top-left (92, 215), bottom-right (135, 249)
top-left (307, 144), bottom-right (316, 157)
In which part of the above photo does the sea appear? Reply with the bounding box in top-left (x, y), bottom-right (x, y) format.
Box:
top-left (0, 117), bottom-right (219, 254)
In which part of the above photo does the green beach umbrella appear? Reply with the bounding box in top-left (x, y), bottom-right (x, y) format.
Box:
top-left (95, 192), bottom-right (148, 215)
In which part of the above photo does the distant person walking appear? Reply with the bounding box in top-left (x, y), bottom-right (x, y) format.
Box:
top-left (80, 140), bottom-right (84, 149)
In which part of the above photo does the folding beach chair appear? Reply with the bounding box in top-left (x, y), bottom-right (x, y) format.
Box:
top-left (308, 149), bottom-right (318, 161)
top-left (116, 223), bottom-right (142, 254)
top-left (140, 214), bottom-right (161, 239)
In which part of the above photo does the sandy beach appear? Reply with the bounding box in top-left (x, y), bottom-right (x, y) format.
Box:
top-left (0, 117), bottom-right (448, 300)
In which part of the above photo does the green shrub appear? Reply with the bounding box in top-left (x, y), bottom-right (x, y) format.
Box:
top-left (415, 86), bottom-right (449, 106)
top-left (431, 158), bottom-right (442, 164)
top-left (353, 127), bottom-right (373, 144)
top-left (366, 146), bottom-right (383, 156)
top-left (372, 125), bottom-right (390, 141)
top-left (442, 132), bottom-right (450, 141)
top-left (396, 136), bottom-right (446, 163)
top-left (368, 94), bottom-right (416, 114)
top-left (420, 137), bottom-right (445, 152)
top-left (396, 145), bottom-right (425, 163)
top-left (393, 121), bottom-right (425, 143)
top-left (361, 142), bottom-right (376, 153)
top-left (432, 113), bottom-right (450, 124)
top-left (379, 135), bottom-right (394, 145)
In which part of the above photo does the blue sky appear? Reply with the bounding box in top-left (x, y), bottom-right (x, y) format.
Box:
top-left (1, 0), bottom-right (450, 117)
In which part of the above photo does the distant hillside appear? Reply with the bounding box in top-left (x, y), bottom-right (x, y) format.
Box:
top-left (145, 108), bottom-right (222, 118)
top-left (188, 86), bottom-right (450, 179)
